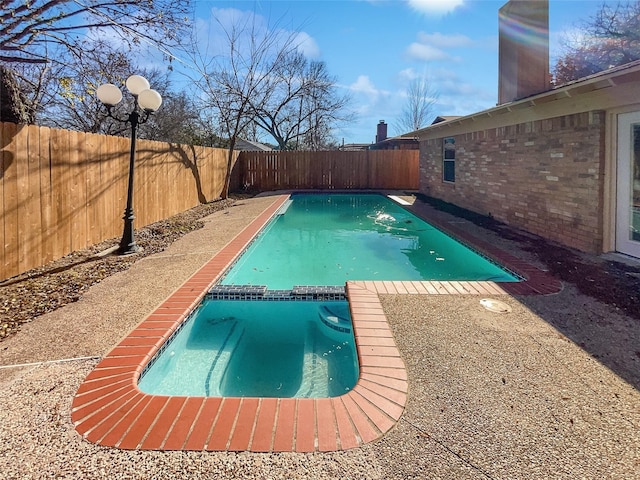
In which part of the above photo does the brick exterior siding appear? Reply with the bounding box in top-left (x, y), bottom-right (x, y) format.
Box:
top-left (419, 111), bottom-right (606, 253)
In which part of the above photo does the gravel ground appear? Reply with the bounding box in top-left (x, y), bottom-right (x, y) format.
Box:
top-left (0, 196), bottom-right (240, 341)
top-left (1, 193), bottom-right (639, 479)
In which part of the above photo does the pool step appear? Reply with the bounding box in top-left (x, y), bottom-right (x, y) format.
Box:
top-left (204, 319), bottom-right (244, 396)
top-left (295, 350), bottom-right (329, 398)
top-left (318, 304), bottom-right (352, 334)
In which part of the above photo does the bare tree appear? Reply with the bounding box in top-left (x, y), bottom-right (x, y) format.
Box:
top-left (0, 0), bottom-right (192, 123)
top-left (553, 1), bottom-right (640, 84)
top-left (250, 51), bottom-right (352, 150)
top-left (190, 14), bottom-right (299, 197)
top-left (180, 113), bottom-right (229, 148)
top-left (21, 38), bottom-right (196, 146)
top-left (146, 90), bottom-right (201, 144)
top-left (0, 0), bottom-right (191, 65)
top-left (39, 43), bottom-right (133, 133)
top-left (395, 76), bottom-right (438, 134)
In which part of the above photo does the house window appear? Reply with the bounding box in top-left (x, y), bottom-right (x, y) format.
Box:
top-left (443, 137), bottom-right (455, 182)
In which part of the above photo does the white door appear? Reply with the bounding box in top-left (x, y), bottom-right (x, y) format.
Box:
top-left (616, 111), bottom-right (640, 258)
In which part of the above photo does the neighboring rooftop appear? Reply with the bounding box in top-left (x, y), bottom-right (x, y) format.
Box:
top-left (234, 138), bottom-right (272, 151)
top-left (431, 116), bottom-right (462, 125)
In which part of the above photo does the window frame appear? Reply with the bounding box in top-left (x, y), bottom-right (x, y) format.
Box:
top-left (442, 137), bottom-right (456, 183)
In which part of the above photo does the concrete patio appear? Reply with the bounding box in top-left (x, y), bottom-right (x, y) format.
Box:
top-left (1, 194), bottom-right (638, 479)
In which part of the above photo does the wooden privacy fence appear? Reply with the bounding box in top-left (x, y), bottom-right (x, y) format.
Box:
top-left (1, 122), bottom-right (233, 281)
top-left (237, 150), bottom-right (419, 191)
top-left (1, 122), bottom-right (419, 281)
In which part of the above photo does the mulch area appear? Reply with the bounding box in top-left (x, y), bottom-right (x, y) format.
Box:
top-left (0, 196), bottom-right (243, 340)
top-left (1, 192), bottom-right (639, 343)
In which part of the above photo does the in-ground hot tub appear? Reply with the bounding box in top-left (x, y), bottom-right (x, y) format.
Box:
top-left (138, 295), bottom-right (359, 398)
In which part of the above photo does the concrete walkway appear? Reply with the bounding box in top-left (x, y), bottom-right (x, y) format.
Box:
top-left (1, 194), bottom-right (639, 479)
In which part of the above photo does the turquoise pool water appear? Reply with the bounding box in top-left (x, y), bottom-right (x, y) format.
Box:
top-left (221, 193), bottom-right (518, 289)
top-left (138, 299), bottom-right (358, 398)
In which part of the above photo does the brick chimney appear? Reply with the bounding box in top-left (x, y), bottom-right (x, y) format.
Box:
top-left (498, 0), bottom-right (550, 104)
top-left (376, 120), bottom-right (387, 142)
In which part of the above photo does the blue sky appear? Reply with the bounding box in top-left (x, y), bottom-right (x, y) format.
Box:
top-left (182, 0), bottom-right (613, 145)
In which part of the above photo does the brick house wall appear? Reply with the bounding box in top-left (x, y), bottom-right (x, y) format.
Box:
top-left (419, 111), bottom-right (606, 253)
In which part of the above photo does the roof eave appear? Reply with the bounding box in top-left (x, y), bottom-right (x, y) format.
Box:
top-left (403, 59), bottom-right (640, 138)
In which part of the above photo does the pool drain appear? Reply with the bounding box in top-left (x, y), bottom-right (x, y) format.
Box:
top-left (480, 298), bottom-right (512, 313)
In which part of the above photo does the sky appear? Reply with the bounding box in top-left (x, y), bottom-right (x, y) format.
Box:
top-left (170, 0), bottom-right (615, 145)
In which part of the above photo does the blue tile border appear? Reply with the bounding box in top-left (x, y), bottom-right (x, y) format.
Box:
top-left (206, 285), bottom-right (347, 301)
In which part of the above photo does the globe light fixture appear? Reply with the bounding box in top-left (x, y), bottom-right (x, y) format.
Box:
top-left (97, 75), bottom-right (163, 255)
top-left (125, 75), bottom-right (150, 95)
top-left (138, 88), bottom-right (162, 112)
top-left (96, 83), bottom-right (123, 106)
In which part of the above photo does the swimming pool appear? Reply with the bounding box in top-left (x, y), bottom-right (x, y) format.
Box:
top-left (137, 193), bottom-right (518, 399)
top-left (139, 194), bottom-right (518, 398)
top-left (221, 193), bottom-right (518, 289)
top-left (73, 193), bottom-right (560, 452)
top-left (139, 298), bottom-right (358, 398)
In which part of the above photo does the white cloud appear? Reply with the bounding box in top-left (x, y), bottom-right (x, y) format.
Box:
top-left (396, 68), bottom-right (438, 90)
top-left (406, 42), bottom-right (449, 61)
top-left (349, 75), bottom-right (381, 97)
top-left (406, 0), bottom-right (466, 16)
top-left (344, 75), bottom-right (395, 128)
top-left (392, 66), bottom-right (495, 120)
top-left (293, 31), bottom-right (321, 59)
top-left (211, 7), bottom-right (261, 31)
top-left (431, 66), bottom-right (460, 81)
top-left (416, 32), bottom-right (473, 48)
top-left (194, 7), bottom-right (261, 57)
top-left (405, 31), bottom-right (476, 62)
top-left (398, 68), bottom-right (419, 82)
top-left (434, 78), bottom-right (495, 114)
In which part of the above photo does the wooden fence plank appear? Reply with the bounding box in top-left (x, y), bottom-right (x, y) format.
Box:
top-left (85, 132), bottom-right (102, 245)
top-left (135, 140), bottom-right (149, 227)
top-left (165, 143), bottom-right (181, 212)
top-left (14, 126), bottom-right (30, 274)
top-left (148, 140), bottom-right (162, 224)
top-left (102, 134), bottom-right (115, 240)
top-left (50, 128), bottom-right (71, 261)
top-left (1, 122), bottom-right (18, 279)
top-left (24, 124), bottom-right (43, 272)
top-left (114, 135), bottom-right (129, 240)
top-left (69, 130), bottom-right (88, 251)
top-left (0, 123), bottom-right (6, 274)
top-left (158, 144), bottom-right (169, 219)
top-left (39, 126), bottom-right (54, 265)
top-left (0, 122), bottom-right (5, 275)
top-left (236, 150), bottom-right (418, 192)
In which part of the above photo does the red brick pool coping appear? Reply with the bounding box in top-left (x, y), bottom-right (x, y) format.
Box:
top-left (72, 194), bottom-right (561, 452)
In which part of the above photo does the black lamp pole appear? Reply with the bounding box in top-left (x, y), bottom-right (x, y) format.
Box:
top-left (119, 107), bottom-right (142, 255)
top-left (97, 76), bottom-right (162, 256)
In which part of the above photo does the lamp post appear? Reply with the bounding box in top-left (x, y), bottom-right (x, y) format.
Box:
top-left (97, 75), bottom-right (162, 255)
